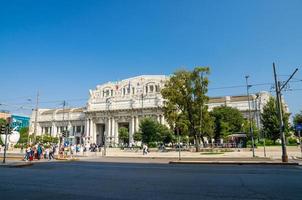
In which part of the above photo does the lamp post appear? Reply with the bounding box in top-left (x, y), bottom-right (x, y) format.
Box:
top-left (104, 97), bottom-right (112, 156)
top-left (245, 75), bottom-right (255, 157)
top-left (255, 94), bottom-right (266, 157)
top-left (177, 126), bottom-right (181, 161)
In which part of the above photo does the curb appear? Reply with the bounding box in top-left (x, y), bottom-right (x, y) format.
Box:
top-left (169, 161), bottom-right (300, 165)
top-left (56, 158), bottom-right (79, 161)
top-left (0, 162), bottom-right (34, 168)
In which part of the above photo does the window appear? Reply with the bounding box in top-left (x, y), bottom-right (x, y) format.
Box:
top-left (132, 87), bottom-right (135, 94)
top-left (155, 85), bottom-right (160, 92)
top-left (111, 89), bottom-right (113, 96)
top-left (76, 126), bottom-right (81, 133)
top-left (145, 86), bottom-right (148, 93)
top-left (150, 85), bottom-right (154, 92)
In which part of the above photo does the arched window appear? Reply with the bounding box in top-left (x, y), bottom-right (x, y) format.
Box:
top-left (150, 85), bottom-right (154, 92)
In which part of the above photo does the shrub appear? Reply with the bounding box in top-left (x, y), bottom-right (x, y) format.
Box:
top-left (287, 137), bottom-right (297, 145)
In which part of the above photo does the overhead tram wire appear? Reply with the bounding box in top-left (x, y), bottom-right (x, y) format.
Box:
top-left (1, 79), bottom-right (301, 108)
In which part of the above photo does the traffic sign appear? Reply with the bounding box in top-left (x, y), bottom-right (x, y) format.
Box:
top-left (296, 124), bottom-right (302, 131)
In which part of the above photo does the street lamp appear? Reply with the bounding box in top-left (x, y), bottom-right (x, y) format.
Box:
top-left (104, 97), bottom-right (112, 156)
top-left (245, 75), bottom-right (255, 157)
top-left (255, 94), bottom-right (266, 157)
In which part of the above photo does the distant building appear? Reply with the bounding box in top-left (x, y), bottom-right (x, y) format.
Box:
top-left (30, 75), bottom-right (287, 146)
top-left (0, 110), bottom-right (11, 121)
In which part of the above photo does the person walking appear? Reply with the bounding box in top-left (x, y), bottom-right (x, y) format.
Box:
top-left (37, 144), bottom-right (42, 160)
top-left (143, 144), bottom-right (148, 155)
top-left (24, 145), bottom-right (31, 162)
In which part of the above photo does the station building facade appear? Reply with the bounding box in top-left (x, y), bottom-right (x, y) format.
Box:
top-left (29, 75), bottom-right (279, 146)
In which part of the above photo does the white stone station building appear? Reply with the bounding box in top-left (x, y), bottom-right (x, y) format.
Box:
top-left (30, 75), bottom-right (279, 146)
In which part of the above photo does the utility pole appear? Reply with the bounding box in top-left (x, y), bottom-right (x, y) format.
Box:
top-left (297, 129), bottom-right (302, 158)
top-left (245, 76), bottom-right (255, 157)
top-left (2, 124), bottom-right (10, 164)
top-left (62, 100), bottom-right (66, 145)
top-left (177, 127), bottom-right (181, 160)
top-left (258, 97), bottom-right (267, 157)
top-left (255, 94), bottom-right (266, 157)
top-left (273, 62), bottom-right (298, 163)
top-left (33, 91), bottom-right (39, 143)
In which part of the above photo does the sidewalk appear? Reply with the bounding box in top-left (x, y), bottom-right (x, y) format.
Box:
top-left (78, 146), bottom-right (302, 159)
top-left (1, 146), bottom-right (302, 165)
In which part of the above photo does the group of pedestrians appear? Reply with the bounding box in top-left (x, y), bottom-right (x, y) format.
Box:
top-left (24, 143), bottom-right (56, 162)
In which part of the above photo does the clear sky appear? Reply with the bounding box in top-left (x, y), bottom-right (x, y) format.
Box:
top-left (0, 0), bottom-right (302, 118)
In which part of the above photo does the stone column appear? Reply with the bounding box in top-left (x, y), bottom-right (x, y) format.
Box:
top-left (107, 117), bottom-right (111, 146)
top-left (68, 122), bottom-right (72, 136)
top-left (114, 120), bottom-right (119, 146)
top-left (93, 122), bottom-right (97, 144)
top-left (51, 122), bottom-right (56, 137)
top-left (157, 115), bottom-right (160, 123)
top-left (112, 117), bottom-right (115, 146)
top-left (162, 115), bottom-right (165, 125)
top-left (89, 119), bottom-right (93, 143)
top-left (85, 119), bottom-right (89, 144)
top-left (135, 116), bottom-right (139, 132)
top-left (130, 116), bottom-right (134, 144)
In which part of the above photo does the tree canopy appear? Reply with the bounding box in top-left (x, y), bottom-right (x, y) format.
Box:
top-left (161, 66), bottom-right (211, 151)
top-left (135, 117), bottom-right (174, 145)
top-left (118, 127), bottom-right (129, 145)
top-left (261, 97), bottom-right (289, 143)
top-left (293, 111), bottom-right (302, 127)
top-left (210, 106), bottom-right (244, 140)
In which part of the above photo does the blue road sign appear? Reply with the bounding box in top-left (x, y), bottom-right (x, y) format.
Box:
top-left (296, 124), bottom-right (302, 131)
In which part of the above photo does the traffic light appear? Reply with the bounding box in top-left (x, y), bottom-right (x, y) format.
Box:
top-left (62, 130), bottom-right (66, 138)
top-left (1, 125), bottom-right (6, 134)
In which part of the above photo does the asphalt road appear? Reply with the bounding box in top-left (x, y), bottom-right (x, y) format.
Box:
top-left (0, 161), bottom-right (301, 200)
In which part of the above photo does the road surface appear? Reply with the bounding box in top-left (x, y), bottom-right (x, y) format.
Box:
top-left (0, 161), bottom-right (301, 200)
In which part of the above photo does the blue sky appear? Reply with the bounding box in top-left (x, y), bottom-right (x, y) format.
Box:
top-left (0, 0), bottom-right (302, 118)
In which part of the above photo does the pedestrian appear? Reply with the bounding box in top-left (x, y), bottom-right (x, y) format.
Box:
top-left (37, 144), bottom-right (42, 160)
top-left (45, 147), bottom-right (49, 160)
top-left (48, 145), bottom-right (53, 160)
top-left (24, 145), bottom-right (31, 161)
top-left (143, 144), bottom-right (148, 155)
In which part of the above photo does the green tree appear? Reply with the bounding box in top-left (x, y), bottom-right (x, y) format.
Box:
top-left (157, 124), bottom-right (174, 144)
top-left (161, 66), bottom-right (211, 152)
top-left (261, 97), bottom-right (290, 143)
top-left (35, 134), bottom-right (58, 145)
top-left (18, 127), bottom-right (29, 144)
top-left (293, 111), bottom-right (302, 136)
top-left (133, 131), bottom-right (142, 142)
top-left (293, 111), bottom-right (302, 126)
top-left (139, 118), bottom-right (160, 145)
top-left (0, 118), bottom-right (6, 125)
top-left (118, 127), bottom-right (129, 145)
top-left (242, 119), bottom-right (259, 141)
top-left (210, 106), bottom-right (244, 141)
